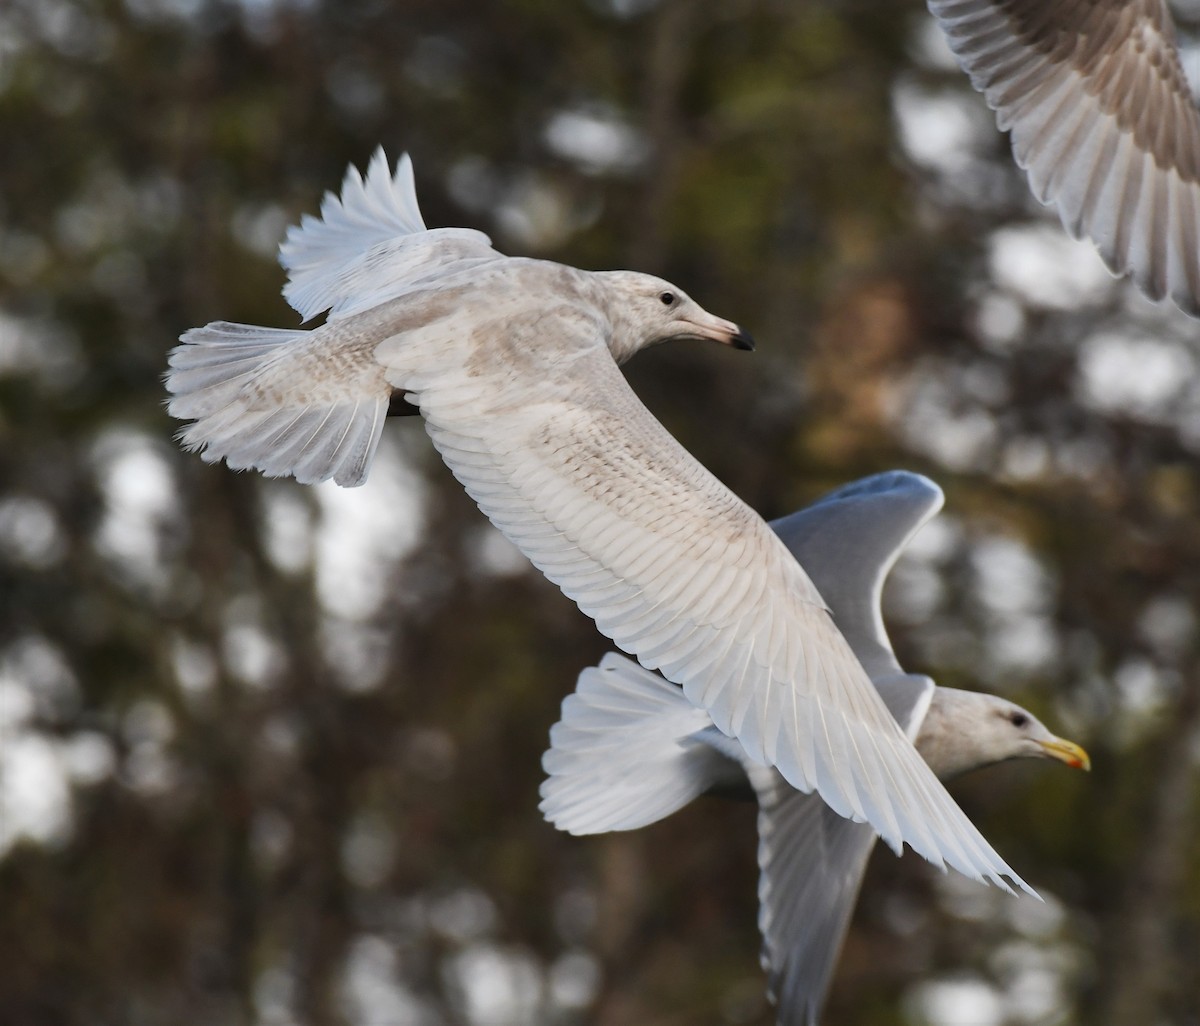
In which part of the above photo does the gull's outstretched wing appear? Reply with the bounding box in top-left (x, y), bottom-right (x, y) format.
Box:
top-left (770, 470), bottom-right (944, 681)
top-left (540, 653), bottom-right (735, 834)
top-left (278, 148), bottom-right (501, 321)
top-left (929, 0), bottom-right (1200, 315)
top-left (401, 322), bottom-right (1032, 892)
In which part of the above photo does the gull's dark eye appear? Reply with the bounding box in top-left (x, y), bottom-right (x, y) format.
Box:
top-left (1009, 711), bottom-right (1029, 728)
top-left (659, 291), bottom-right (676, 306)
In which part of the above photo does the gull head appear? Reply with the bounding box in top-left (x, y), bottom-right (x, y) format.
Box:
top-left (916, 688), bottom-right (1091, 780)
top-left (595, 270), bottom-right (754, 363)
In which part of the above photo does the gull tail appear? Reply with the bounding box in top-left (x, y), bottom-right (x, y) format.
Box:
top-left (540, 653), bottom-right (732, 835)
top-left (165, 321), bottom-right (389, 487)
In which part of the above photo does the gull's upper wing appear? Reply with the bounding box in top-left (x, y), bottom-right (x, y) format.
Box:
top-left (929, 0), bottom-right (1200, 315)
top-left (769, 470), bottom-right (944, 681)
top-left (395, 322), bottom-right (1030, 892)
top-left (278, 148), bottom-right (501, 322)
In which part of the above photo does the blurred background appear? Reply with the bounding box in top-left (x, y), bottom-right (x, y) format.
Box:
top-left (3, 0), bottom-right (1200, 1023)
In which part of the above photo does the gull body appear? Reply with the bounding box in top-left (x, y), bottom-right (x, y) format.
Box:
top-left (540, 471), bottom-right (1089, 1026)
top-left (169, 152), bottom-right (1033, 892)
top-left (928, 0), bottom-right (1200, 316)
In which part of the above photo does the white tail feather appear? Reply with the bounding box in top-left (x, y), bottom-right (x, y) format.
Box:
top-left (539, 653), bottom-right (732, 834)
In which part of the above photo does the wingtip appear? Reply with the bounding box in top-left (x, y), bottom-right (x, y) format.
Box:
top-left (956, 857), bottom-right (1039, 901)
top-left (366, 145), bottom-right (391, 185)
top-left (1006, 871), bottom-right (1042, 902)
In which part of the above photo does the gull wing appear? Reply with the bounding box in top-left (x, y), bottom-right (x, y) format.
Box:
top-left (278, 148), bottom-right (501, 322)
top-left (769, 470), bottom-right (944, 681)
top-left (752, 776), bottom-right (881, 1026)
top-left (929, 0), bottom-right (1200, 315)
top-left (400, 321), bottom-right (1031, 892)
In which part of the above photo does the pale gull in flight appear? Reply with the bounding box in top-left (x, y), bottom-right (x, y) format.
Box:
top-left (167, 151), bottom-right (1034, 892)
top-left (540, 470), bottom-right (1089, 1025)
top-left (928, 0), bottom-right (1200, 315)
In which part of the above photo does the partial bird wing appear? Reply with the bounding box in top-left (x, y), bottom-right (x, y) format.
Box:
top-left (399, 325), bottom-right (1031, 892)
top-left (871, 672), bottom-right (938, 739)
top-left (278, 148), bottom-right (502, 321)
top-left (746, 674), bottom-right (936, 1026)
top-left (769, 470), bottom-right (944, 681)
top-left (750, 772), bottom-right (881, 1026)
top-left (540, 653), bottom-right (737, 834)
top-left (929, 0), bottom-right (1200, 315)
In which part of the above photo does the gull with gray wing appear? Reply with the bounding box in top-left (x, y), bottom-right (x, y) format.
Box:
top-left (540, 471), bottom-right (1089, 1025)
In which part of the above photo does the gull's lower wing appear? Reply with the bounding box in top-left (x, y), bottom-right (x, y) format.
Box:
top-left (753, 776), bottom-right (881, 1026)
